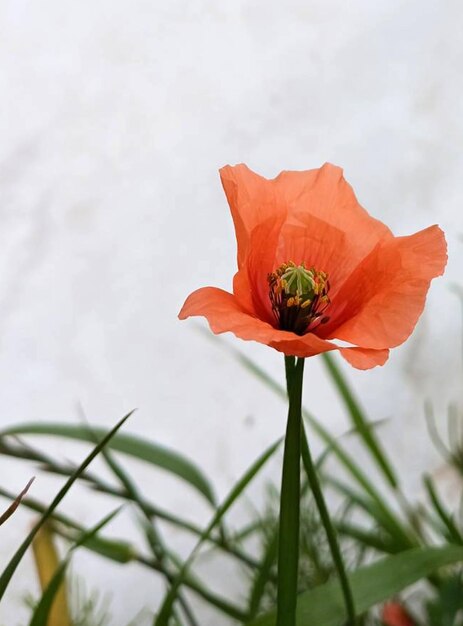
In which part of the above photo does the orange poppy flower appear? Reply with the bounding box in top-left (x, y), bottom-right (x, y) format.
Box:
top-left (179, 163), bottom-right (447, 369)
top-left (382, 602), bottom-right (415, 626)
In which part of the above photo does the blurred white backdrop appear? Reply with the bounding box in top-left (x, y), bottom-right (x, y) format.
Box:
top-left (0, 0), bottom-right (462, 623)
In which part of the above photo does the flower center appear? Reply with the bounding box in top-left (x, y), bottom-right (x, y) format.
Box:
top-left (267, 262), bottom-right (331, 335)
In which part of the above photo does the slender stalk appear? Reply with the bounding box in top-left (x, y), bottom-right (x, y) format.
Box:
top-left (301, 425), bottom-right (356, 625)
top-left (276, 356), bottom-right (305, 626)
top-left (0, 440), bottom-right (259, 570)
top-left (285, 355), bottom-right (356, 626)
top-left (98, 444), bottom-right (199, 626)
top-left (0, 487), bottom-right (246, 621)
top-left (137, 555), bottom-right (247, 621)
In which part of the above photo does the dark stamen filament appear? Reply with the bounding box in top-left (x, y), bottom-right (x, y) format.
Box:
top-left (268, 262), bottom-right (330, 335)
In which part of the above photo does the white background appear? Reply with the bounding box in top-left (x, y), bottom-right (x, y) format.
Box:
top-left (0, 1), bottom-right (462, 624)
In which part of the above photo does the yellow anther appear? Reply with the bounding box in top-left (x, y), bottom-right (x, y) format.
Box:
top-left (268, 261), bottom-right (331, 335)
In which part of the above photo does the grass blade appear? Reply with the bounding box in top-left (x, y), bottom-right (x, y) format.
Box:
top-left (91, 434), bottom-right (252, 622)
top-left (249, 546), bottom-right (463, 626)
top-left (325, 476), bottom-right (414, 551)
top-left (0, 477), bottom-right (35, 526)
top-left (334, 520), bottom-right (399, 554)
top-left (0, 486), bottom-right (134, 563)
top-left (0, 482), bottom-right (248, 619)
top-left (0, 422), bottom-right (216, 505)
top-left (321, 352), bottom-right (397, 488)
top-left (300, 422), bottom-right (356, 625)
top-left (0, 447), bottom-right (259, 572)
top-left (92, 429), bottom-right (199, 626)
top-left (29, 508), bottom-right (121, 626)
top-left (224, 345), bottom-right (412, 543)
top-left (424, 475), bottom-right (463, 544)
top-left (0, 411), bottom-right (132, 600)
top-left (248, 529), bottom-right (278, 620)
top-left (154, 438), bottom-right (282, 626)
top-left (31, 524), bottom-right (71, 626)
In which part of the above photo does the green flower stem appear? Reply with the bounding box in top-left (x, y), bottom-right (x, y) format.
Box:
top-left (285, 355), bottom-right (357, 626)
top-left (277, 356), bottom-right (305, 626)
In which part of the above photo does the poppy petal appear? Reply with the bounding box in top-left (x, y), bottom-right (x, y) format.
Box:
top-left (220, 162), bottom-right (392, 270)
top-left (182, 164), bottom-right (446, 369)
top-left (270, 333), bottom-right (337, 358)
top-left (382, 602), bottom-right (415, 626)
top-left (340, 346), bottom-right (390, 369)
top-left (179, 286), bottom-right (338, 358)
top-left (275, 163), bottom-right (392, 247)
top-left (234, 216), bottom-right (286, 325)
top-left (220, 164), bottom-right (285, 268)
top-left (324, 225), bottom-right (447, 349)
top-left (275, 215), bottom-right (355, 293)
